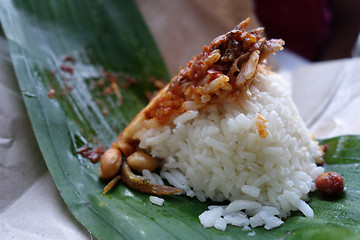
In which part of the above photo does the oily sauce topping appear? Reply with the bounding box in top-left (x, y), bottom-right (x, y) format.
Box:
top-left (143, 18), bottom-right (284, 125)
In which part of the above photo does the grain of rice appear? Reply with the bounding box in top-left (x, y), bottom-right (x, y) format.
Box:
top-left (199, 207), bottom-right (224, 228)
top-left (149, 196), bottom-right (164, 206)
top-left (241, 185), bottom-right (260, 198)
top-left (214, 218), bottom-right (227, 231)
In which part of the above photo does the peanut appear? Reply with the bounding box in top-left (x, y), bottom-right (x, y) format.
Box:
top-left (98, 148), bottom-right (122, 179)
top-left (127, 151), bottom-right (158, 172)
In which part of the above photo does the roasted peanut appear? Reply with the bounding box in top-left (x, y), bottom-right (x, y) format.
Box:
top-left (127, 151), bottom-right (158, 172)
top-left (98, 148), bottom-right (122, 179)
top-left (315, 172), bottom-right (344, 196)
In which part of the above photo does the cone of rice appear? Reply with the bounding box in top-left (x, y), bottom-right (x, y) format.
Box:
top-left (108, 18), bottom-right (324, 231)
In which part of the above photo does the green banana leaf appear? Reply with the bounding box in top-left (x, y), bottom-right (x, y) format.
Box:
top-left (1, 0), bottom-right (360, 239)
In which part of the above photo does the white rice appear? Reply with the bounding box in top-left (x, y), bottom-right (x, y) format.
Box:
top-left (149, 196), bottom-right (165, 206)
top-left (138, 72), bottom-right (323, 230)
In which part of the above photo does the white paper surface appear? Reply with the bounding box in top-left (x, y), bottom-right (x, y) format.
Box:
top-left (0, 36), bottom-right (91, 239)
top-left (1, 4), bottom-right (359, 240)
top-left (0, 173), bottom-right (91, 239)
top-left (292, 58), bottom-right (360, 138)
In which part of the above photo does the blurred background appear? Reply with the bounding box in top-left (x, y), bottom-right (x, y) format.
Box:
top-left (136, 0), bottom-right (360, 75)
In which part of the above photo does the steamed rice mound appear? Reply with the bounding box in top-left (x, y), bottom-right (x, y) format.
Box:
top-left (137, 67), bottom-right (323, 230)
top-left (117, 19), bottom-right (324, 231)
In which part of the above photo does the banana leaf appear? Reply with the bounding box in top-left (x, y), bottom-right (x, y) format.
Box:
top-left (1, 0), bottom-right (360, 239)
